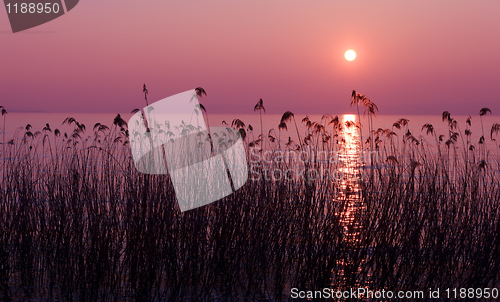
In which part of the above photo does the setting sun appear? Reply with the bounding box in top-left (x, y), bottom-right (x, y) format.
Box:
top-left (345, 50), bottom-right (356, 61)
top-left (343, 114), bottom-right (356, 122)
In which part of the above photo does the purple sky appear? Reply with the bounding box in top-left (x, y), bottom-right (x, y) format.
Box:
top-left (1, 1), bottom-right (500, 115)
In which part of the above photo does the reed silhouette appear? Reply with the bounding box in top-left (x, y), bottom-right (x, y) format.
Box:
top-left (0, 92), bottom-right (499, 301)
top-left (254, 98), bottom-right (266, 153)
top-left (0, 106), bottom-right (6, 182)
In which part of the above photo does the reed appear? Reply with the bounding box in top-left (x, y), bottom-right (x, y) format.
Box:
top-left (0, 98), bottom-right (499, 301)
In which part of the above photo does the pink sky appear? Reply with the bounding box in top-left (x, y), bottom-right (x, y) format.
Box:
top-left (1, 1), bottom-right (500, 115)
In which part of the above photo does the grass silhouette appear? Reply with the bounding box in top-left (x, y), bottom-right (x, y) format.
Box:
top-left (0, 93), bottom-right (499, 301)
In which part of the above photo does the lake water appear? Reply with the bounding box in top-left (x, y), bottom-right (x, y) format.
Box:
top-left (2, 112), bottom-right (499, 152)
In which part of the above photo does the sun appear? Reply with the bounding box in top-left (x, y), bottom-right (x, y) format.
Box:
top-left (343, 114), bottom-right (356, 122)
top-left (345, 50), bottom-right (356, 61)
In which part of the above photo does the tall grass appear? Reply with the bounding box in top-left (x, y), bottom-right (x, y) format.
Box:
top-left (0, 103), bottom-right (499, 301)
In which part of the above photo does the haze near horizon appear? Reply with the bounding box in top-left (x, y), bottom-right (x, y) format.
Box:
top-left (1, 1), bottom-right (499, 115)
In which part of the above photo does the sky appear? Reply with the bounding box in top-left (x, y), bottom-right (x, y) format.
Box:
top-left (1, 0), bottom-right (500, 115)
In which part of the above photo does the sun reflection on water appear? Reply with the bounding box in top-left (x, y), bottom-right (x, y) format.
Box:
top-left (331, 114), bottom-right (368, 288)
top-left (337, 114), bottom-right (363, 241)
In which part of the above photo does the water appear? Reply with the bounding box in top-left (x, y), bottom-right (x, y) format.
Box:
top-left (2, 113), bottom-right (499, 149)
